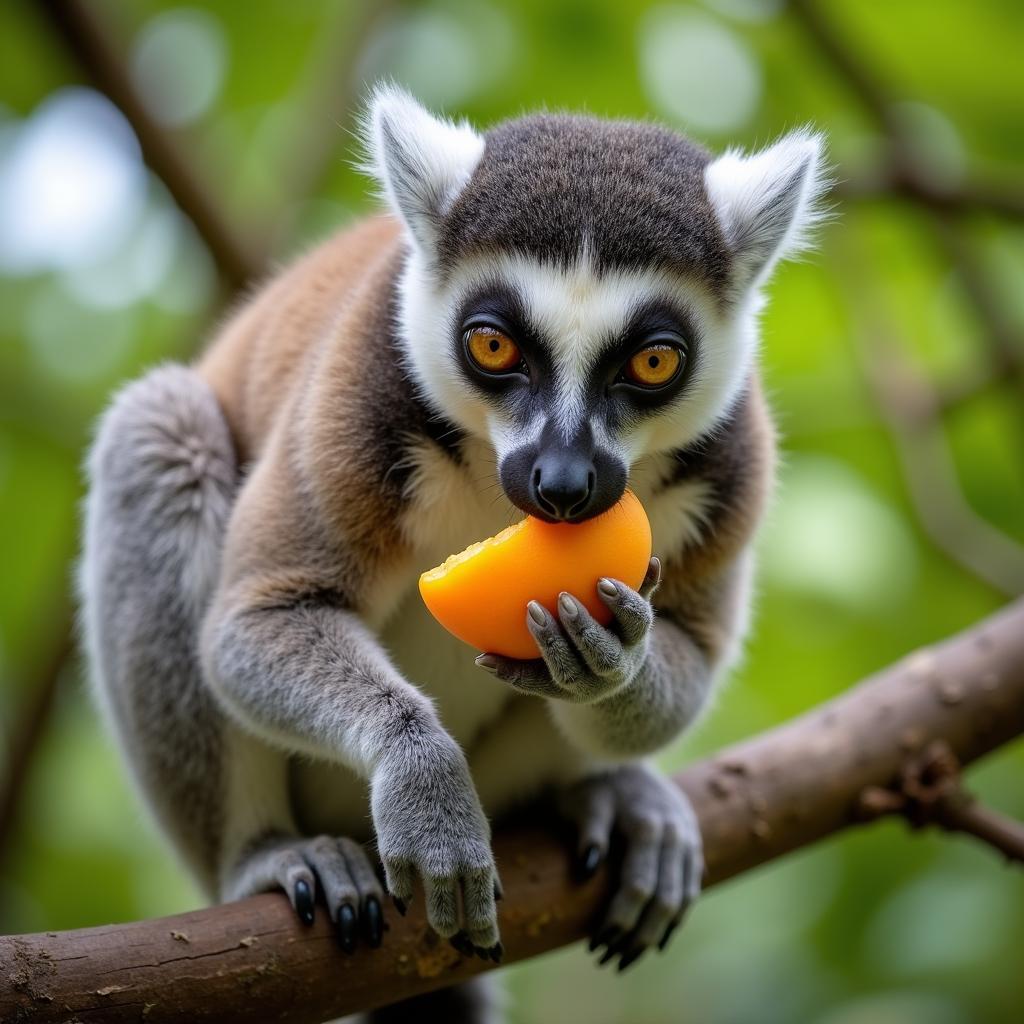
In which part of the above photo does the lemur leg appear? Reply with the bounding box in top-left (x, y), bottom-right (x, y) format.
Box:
top-left (82, 365), bottom-right (387, 952)
top-left (560, 763), bottom-right (703, 972)
top-left (213, 725), bottom-right (386, 950)
top-left (227, 832), bottom-right (386, 951)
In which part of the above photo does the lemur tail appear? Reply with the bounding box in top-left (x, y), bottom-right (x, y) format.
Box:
top-left (79, 364), bottom-right (238, 892)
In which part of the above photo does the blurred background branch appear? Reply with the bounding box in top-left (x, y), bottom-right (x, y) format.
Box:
top-left (36, 0), bottom-right (263, 291)
top-left (791, 0), bottom-right (1024, 594)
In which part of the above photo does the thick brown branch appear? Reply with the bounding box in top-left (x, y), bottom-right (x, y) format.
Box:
top-left (2, 600), bottom-right (1022, 1023)
top-left (35, 0), bottom-right (263, 289)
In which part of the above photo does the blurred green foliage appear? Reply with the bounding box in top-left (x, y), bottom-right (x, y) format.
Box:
top-left (1, 2), bottom-right (1022, 1022)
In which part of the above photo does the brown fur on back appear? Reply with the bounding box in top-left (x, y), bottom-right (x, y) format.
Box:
top-left (199, 215), bottom-right (404, 466)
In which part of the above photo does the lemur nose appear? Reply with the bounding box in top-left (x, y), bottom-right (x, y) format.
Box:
top-left (532, 453), bottom-right (596, 521)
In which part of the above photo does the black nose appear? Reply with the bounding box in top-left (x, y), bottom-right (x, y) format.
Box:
top-left (532, 451), bottom-right (596, 521)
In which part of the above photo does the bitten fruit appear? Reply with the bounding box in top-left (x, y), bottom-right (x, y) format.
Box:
top-left (419, 491), bottom-right (653, 659)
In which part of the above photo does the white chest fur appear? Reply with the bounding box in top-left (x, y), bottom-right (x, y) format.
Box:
top-left (373, 439), bottom-right (713, 745)
top-left (381, 436), bottom-right (521, 745)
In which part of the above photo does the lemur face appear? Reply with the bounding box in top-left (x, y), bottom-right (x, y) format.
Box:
top-left (367, 87), bottom-right (826, 522)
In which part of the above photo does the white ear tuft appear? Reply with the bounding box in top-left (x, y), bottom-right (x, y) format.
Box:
top-left (705, 128), bottom-right (830, 287)
top-left (360, 83), bottom-right (485, 253)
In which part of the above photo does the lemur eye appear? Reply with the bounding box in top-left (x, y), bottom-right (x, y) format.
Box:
top-left (466, 327), bottom-right (522, 374)
top-left (624, 344), bottom-right (683, 388)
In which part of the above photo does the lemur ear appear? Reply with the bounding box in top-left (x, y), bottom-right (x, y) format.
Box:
top-left (362, 83), bottom-right (485, 254)
top-left (704, 129), bottom-right (829, 288)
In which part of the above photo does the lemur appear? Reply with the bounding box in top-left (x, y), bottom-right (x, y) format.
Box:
top-left (80, 85), bottom-right (825, 1022)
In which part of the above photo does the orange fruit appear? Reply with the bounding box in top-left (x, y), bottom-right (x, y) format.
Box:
top-left (419, 491), bottom-right (652, 659)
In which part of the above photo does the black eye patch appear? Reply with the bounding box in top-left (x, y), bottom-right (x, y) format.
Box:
top-left (452, 281), bottom-right (553, 391)
top-left (589, 297), bottom-right (699, 413)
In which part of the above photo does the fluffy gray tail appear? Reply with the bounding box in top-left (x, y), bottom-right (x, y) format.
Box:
top-left (79, 364), bottom-right (238, 892)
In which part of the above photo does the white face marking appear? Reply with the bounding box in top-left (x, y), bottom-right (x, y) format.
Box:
top-left (397, 244), bottom-right (761, 469)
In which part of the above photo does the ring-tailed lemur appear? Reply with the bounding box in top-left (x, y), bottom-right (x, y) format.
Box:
top-left (80, 85), bottom-right (825, 1021)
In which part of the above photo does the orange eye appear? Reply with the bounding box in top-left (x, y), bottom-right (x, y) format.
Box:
top-left (467, 327), bottom-right (522, 374)
top-left (624, 345), bottom-right (683, 388)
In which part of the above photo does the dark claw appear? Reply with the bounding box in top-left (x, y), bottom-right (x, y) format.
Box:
top-left (658, 918), bottom-right (681, 952)
top-left (617, 945), bottom-right (647, 972)
top-left (363, 896), bottom-right (383, 948)
top-left (494, 881), bottom-right (503, 902)
top-left (576, 843), bottom-right (603, 882)
top-left (598, 943), bottom-right (621, 967)
top-left (449, 931), bottom-right (475, 958)
top-left (294, 879), bottom-right (314, 926)
top-left (473, 945), bottom-right (491, 961)
top-left (588, 924), bottom-right (621, 953)
top-left (338, 903), bottom-right (358, 954)
top-left (393, 896), bottom-right (407, 917)
top-left (488, 943), bottom-right (504, 964)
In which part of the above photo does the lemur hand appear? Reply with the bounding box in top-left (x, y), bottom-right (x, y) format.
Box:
top-left (476, 557), bottom-right (661, 701)
top-left (371, 730), bottom-right (503, 961)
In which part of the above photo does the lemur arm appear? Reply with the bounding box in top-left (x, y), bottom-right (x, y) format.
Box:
top-left (199, 455), bottom-right (441, 773)
top-left (199, 448), bottom-right (502, 949)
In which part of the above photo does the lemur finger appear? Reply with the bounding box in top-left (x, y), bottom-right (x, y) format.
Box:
top-left (476, 653), bottom-right (562, 699)
top-left (228, 841), bottom-right (316, 926)
top-left (630, 831), bottom-right (685, 951)
top-left (557, 593), bottom-right (625, 678)
top-left (681, 830), bottom-right (704, 916)
top-left (424, 873), bottom-right (460, 938)
top-left (658, 842), bottom-right (703, 954)
top-left (382, 857), bottom-right (414, 914)
top-left (596, 578), bottom-right (655, 648)
top-left (595, 818), bottom-right (662, 942)
top-left (525, 600), bottom-right (589, 691)
top-left (279, 853), bottom-right (317, 927)
top-left (303, 836), bottom-right (360, 952)
top-left (558, 777), bottom-right (615, 881)
top-left (638, 556), bottom-right (663, 602)
top-left (337, 837), bottom-right (386, 949)
top-left (460, 868), bottom-right (501, 953)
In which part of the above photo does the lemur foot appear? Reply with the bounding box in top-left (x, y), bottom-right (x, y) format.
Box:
top-left (560, 763), bottom-right (703, 972)
top-left (225, 834), bottom-right (386, 953)
top-left (372, 735), bottom-right (502, 962)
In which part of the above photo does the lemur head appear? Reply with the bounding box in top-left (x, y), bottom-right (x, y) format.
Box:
top-left (364, 85), bottom-right (827, 522)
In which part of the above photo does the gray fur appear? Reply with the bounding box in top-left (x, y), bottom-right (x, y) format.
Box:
top-left (440, 114), bottom-right (731, 290)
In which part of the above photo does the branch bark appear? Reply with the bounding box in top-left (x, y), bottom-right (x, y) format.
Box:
top-left (2, 600), bottom-right (1022, 1023)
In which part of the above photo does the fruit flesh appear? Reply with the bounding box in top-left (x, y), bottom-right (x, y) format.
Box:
top-left (419, 491), bottom-right (652, 660)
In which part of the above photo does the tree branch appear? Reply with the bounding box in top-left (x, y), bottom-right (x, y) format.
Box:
top-left (833, 233), bottom-right (1024, 596)
top-left (860, 740), bottom-right (1024, 865)
top-left (2, 600), bottom-right (1022, 1023)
